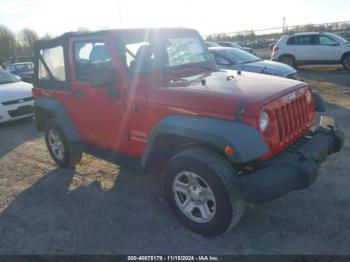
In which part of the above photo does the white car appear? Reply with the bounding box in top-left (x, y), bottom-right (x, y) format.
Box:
top-left (0, 69), bottom-right (34, 123)
top-left (272, 32), bottom-right (350, 70)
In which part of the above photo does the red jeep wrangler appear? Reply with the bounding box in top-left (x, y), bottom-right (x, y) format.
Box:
top-left (32, 28), bottom-right (344, 236)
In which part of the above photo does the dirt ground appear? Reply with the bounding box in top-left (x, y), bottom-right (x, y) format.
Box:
top-left (0, 65), bottom-right (349, 255)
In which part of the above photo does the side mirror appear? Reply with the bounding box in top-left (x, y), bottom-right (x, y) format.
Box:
top-left (87, 62), bottom-right (116, 87)
top-left (332, 43), bottom-right (340, 46)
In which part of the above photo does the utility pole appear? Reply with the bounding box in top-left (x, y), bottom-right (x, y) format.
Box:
top-left (118, 4), bottom-right (123, 27)
top-left (283, 17), bottom-right (286, 33)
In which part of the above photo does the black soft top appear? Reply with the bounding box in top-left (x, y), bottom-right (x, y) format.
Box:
top-left (34, 28), bottom-right (198, 50)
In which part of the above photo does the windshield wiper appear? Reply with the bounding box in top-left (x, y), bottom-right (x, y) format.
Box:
top-left (193, 64), bottom-right (221, 72)
top-left (161, 68), bottom-right (188, 82)
top-left (241, 59), bottom-right (261, 64)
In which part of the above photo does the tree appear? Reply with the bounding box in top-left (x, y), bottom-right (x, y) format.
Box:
top-left (77, 27), bottom-right (90, 32)
top-left (18, 28), bottom-right (39, 55)
top-left (0, 24), bottom-right (17, 61)
top-left (40, 33), bottom-right (53, 40)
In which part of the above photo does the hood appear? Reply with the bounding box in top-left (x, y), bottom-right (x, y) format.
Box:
top-left (135, 70), bottom-right (306, 117)
top-left (0, 81), bottom-right (33, 103)
top-left (241, 60), bottom-right (296, 77)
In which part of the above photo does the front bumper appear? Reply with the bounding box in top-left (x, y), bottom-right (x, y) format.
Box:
top-left (0, 101), bottom-right (34, 123)
top-left (238, 118), bottom-right (344, 203)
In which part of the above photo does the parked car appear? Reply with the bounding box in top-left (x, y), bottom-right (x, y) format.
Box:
top-left (0, 68), bottom-right (34, 123)
top-left (209, 47), bottom-right (299, 79)
top-left (216, 41), bottom-right (255, 54)
top-left (33, 28), bottom-right (343, 236)
top-left (5, 62), bottom-right (34, 83)
top-left (205, 42), bottom-right (220, 47)
top-left (272, 32), bottom-right (350, 70)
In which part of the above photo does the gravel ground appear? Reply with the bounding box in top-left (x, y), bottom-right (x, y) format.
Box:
top-left (0, 66), bottom-right (349, 255)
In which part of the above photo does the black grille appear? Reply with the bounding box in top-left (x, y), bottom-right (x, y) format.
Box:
top-left (2, 97), bottom-right (33, 106)
top-left (8, 105), bottom-right (34, 117)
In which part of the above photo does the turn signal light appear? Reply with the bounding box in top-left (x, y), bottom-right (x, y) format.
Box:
top-left (224, 146), bottom-right (235, 156)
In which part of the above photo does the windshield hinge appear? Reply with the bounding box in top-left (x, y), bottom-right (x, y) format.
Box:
top-left (234, 102), bottom-right (245, 122)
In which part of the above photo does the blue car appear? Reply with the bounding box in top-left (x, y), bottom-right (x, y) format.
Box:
top-left (209, 47), bottom-right (300, 80)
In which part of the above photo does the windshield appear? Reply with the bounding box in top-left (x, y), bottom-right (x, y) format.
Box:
top-left (0, 69), bottom-right (18, 84)
top-left (117, 29), bottom-right (214, 76)
top-left (222, 48), bottom-right (260, 64)
top-left (9, 63), bottom-right (34, 73)
top-left (231, 42), bottom-right (242, 48)
top-left (206, 42), bottom-right (220, 47)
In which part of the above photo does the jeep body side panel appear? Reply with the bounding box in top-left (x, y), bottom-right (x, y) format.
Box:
top-left (141, 115), bottom-right (269, 166)
top-left (34, 98), bottom-right (81, 142)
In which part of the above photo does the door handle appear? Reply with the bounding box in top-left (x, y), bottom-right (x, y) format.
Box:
top-left (71, 90), bottom-right (85, 97)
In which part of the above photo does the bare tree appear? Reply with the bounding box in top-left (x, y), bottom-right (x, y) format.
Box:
top-left (18, 28), bottom-right (39, 55)
top-left (0, 24), bottom-right (17, 61)
top-left (40, 33), bottom-right (53, 40)
top-left (77, 27), bottom-right (90, 32)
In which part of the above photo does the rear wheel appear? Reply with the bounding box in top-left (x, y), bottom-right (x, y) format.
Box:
top-left (44, 119), bottom-right (82, 168)
top-left (279, 55), bottom-right (296, 68)
top-left (342, 53), bottom-right (350, 70)
top-left (164, 148), bottom-right (245, 236)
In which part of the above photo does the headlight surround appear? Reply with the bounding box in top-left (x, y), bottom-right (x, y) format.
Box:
top-left (259, 110), bottom-right (270, 133)
top-left (305, 89), bottom-right (312, 104)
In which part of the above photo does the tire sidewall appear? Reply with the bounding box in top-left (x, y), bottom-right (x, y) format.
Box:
top-left (164, 154), bottom-right (233, 236)
top-left (280, 55), bottom-right (295, 67)
top-left (343, 54), bottom-right (350, 70)
top-left (45, 119), bottom-right (71, 168)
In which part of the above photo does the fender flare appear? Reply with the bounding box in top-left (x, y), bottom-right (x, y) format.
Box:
top-left (141, 115), bottom-right (268, 167)
top-left (34, 98), bottom-right (81, 143)
top-left (312, 90), bottom-right (326, 112)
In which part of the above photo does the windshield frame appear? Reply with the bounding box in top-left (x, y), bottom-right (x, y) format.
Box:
top-left (115, 29), bottom-right (216, 77)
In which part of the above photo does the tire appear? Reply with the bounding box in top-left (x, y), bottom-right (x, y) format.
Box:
top-left (164, 148), bottom-right (245, 236)
top-left (279, 55), bottom-right (296, 68)
top-left (44, 118), bottom-right (82, 168)
top-left (342, 53), bottom-right (350, 70)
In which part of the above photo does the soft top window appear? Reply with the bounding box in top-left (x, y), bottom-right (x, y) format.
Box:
top-left (39, 45), bottom-right (66, 82)
top-left (34, 38), bottom-right (69, 90)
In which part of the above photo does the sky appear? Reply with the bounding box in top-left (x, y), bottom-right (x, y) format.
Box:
top-left (0, 0), bottom-right (349, 37)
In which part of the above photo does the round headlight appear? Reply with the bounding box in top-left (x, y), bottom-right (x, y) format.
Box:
top-left (305, 89), bottom-right (312, 104)
top-left (259, 111), bottom-right (269, 132)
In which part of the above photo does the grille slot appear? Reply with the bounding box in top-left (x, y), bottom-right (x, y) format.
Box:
top-left (275, 94), bottom-right (309, 143)
top-left (2, 97), bottom-right (33, 106)
top-left (8, 105), bottom-right (33, 117)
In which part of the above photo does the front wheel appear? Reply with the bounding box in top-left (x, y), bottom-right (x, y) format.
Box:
top-left (342, 53), bottom-right (350, 70)
top-left (279, 55), bottom-right (296, 68)
top-left (44, 119), bottom-right (82, 168)
top-left (164, 148), bottom-right (245, 236)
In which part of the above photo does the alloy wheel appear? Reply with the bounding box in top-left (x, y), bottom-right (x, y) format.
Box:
top-left (47, 129), bottom-right (65, 160)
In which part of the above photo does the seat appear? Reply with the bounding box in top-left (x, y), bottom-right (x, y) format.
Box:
top-left (89, 45), bottom-right (110, 62)
top-left (129, 45), bottom-right (154, 74)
